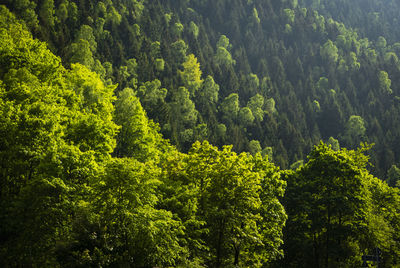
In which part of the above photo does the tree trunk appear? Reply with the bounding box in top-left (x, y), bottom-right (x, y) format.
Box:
top-left (215, 219), bottom-right (225, 268)
top-left (233, 243), bottom-right (240, 266)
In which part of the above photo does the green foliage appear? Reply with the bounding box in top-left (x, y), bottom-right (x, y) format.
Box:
top-left (320, 40), bottom-right (339, 63)
top-left (0, 10), bottom-right (117, 265)
top-left (249, 140), bottom-right (262, 155)
top-left (216, 35), bottom-right (231, 50)
top-left (252, 7), bottom-right (260, 24)
top-left (168, 86), bottom-right (198, 149)
top-left (172, 22), bottom-right (184, 36)
top-left (280, 143), bottom-right (393, 267)
top-left (114, 87), bottom-right (162, 161)
top-left (342, 115), bottom-right (366, 148)
top-left (248, 94), bottom-right (264, 121)
top-left (38, 0), bottom-right (55, 29)
top-left (215, 35), bottom-right (235, 67)
top-left (4, 1), bottom-right (400, 266)
top-left (188, 21), bottom-right (199, 38)
top-left (179, 54), bottom-right (203, 97)
top-left (220, 93), bottom-right (240, 121)
top-left (76, 25), bottom-right (97, 53)
top-left (215, 46), bottom-right (236, 67)
top-left (378, 70), bottom-right (392, 94)
top-left (155, 58), bottom-right (165, 71)
top-left (265, 98), bottom-right (276, 114)
top-left (327, 136), bottom-right (340, 151)
top-left (283, 8), bottom-right (295, 24)
top-left (171, 39), bottom-right (188, 65)
top-left (5, 0), bottom-right (400, 178)
top-left (137, 79), bottom-right (167, 107)
top-left (312, 100), bottom-right (321, 113)
top-left (87, 158), bottom-right (185, 267)
top-left (387, 165), bottom-right (400, 187)
top-left (199, 75), bottom-right (219, 103)
top-left (68, 39), bottom-right (95, 68)
top-left (185, 141), bottom-right (286, 267)
top-left (238, 106), bottom-right (255, 126)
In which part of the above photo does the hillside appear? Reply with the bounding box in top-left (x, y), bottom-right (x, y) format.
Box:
top-left (6, 0), bottom-right (400, 178)
top-left (2, 0), bottom-right (400, 266)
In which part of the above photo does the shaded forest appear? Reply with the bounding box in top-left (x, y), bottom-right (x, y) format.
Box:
top-left (2, 0), bottom-right (400, 267)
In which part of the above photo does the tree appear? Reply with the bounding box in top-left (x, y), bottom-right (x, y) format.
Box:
top-left (251, 7), bottom-right (261, 25)
top-left (265, 98), bottom-right (277, 114)
top-left (65, 158), bottom-right (186, 267)
top-left (67, 39), bottom-right (95, 68)
top-left (179, 54), bottom-right (203, 97)
top-left (215, 35), bottom-right (235, 67)
top-left (220, 93), bottom-right (239, 122)
top-left (249, 140), bottom-right (262, 155)
top-left (6, 0), bottom-right (39, 30)
top-left (38, 0), bottom-right (55, 29)
top-left (0, 12), bottom-right (116, 265)
top-left (75, 25), bottom-right (97, 53)
top-left (169, 87), bottom-right (198, 149)
top-left (117, 58), bottom-right (138, 89)
top-left (283, 9), bottom-right (295, 24)
top-left (327, 136), bottom-right (340, 151)
top-left (238, 107), bottom-right (255, 126)
top-left (150, 41), bottom-right (161, 58)
top-left (376, 36), bottom-right (387, 53)
top-left (171, 39), bottom-right (188, 65)
top-left (342, 115), bottom-right (366, 148)
top-left (137, 79), bottom-right (167, 107)
top-left (378, 70), bottom-right (392, 94)
top-left (155, 58), bottom-right (165, 71)
top-left (172, 22), bottom-right (184, 37)
top-left (387, 165), bottom-right (400, 187)
top-left (217, 35), bottom-right (231, 50)
top-left (185, 141), bottom-right (285, 267)
top-left (199, 75), bottom-right (219, 104)
top-left (248, 94), bottom-right (265, 122)
top-left (320, 40), bottom-right (339, 64)
top-left (114, 87), bottom-right (162, 161)
top-left (65, 63), bottom-right (118, 158)
top-left (245, 73), bottom-right (259, 96)
top-left (215, 47), bottom-right (236, 67)
top-left (188, 21), bottom-right (199, 38)
top-left (280, 143), bottom-right (382, 267)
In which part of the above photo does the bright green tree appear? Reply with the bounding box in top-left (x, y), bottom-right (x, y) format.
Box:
top-left (199, 75), bottom-right (219, 104)
top-left (189, 21), bottom-right (199, 38)
top-left (179, 54), bottom-right (203, 97)
top-left (238, 107), bottom-right (255, 126)
top-left (114, 87), bottom-right (163, 161)
top-left (186, 141), bottom-right (286, 267)
top-left (247, 94), bottom-right (265, 121)
top-left (220, 93), bottom-right (239, 121)
top-left (0, 11), bottom-right (116, 265)
top-left (378, 70), bottom-right (392, 94)
top-left (137, 79), bottom-right (167, 107)
top-left (249, 140), bottom-right (262, 155)
top-left (320, 40), bottom-right (339, 64)
top-left (215, 35), bottom-right (235, 67)
top-left (63, 158), bottom-right (186, 267)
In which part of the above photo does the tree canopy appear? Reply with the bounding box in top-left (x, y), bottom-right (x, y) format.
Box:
top-left (3, 1), bottom-right (400, 266)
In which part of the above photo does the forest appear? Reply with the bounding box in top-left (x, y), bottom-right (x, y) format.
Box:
top-left (2, 0), bottom-right (400, 267)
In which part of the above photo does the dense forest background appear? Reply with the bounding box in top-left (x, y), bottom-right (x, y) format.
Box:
top-left (6, 0), bottom-right (400, 177)
top-left (2, 0), bottom-right (400, 267)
